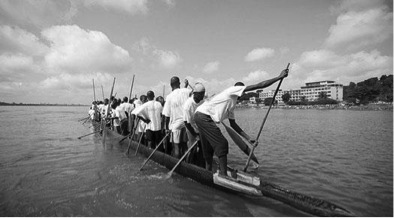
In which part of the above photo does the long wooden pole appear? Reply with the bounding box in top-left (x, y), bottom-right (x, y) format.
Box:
top-left (135, 125), bottom-right (147, 156)
top-left (166, 140), bottom-right (199, 178)
top-left (92, 79), bottom-right (96, 102)
top-left (78, 130), bottom-right (101, 139)
top-left (101, 85), bottom-right (105, 100)
top-left (102, 77), bottom-right (116, 146)
top-left (139, 132), bottom-right (171, 171)
top-left (243, 63), bottom-right (290, 172)
top-left (129, 74), bottom-right (135, 100)
top-left (125, 118), bottom-right (139, 154)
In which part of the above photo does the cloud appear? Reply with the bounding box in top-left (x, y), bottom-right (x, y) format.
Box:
top-left (153, 49), bottom-right (182, 68)
top-left (290, 49), bottom-right (392, 89)
top-left (40, 72), bottom-right (113, 90)
top-left (325, 1), bottom-right (392, 50)
top-left (42, 25), bottom-right (132, 74)
top-left (202, 61), bottom-right (220, 74)
top-left (244, 47), bottom-right (275, 62)
top-left (84, 0), bottom-right (148, 15)
top-left (162, 0), bottom-right (175, 7)
top-left (132, 37), bottom-right (153, 55)
top-left (241, 70), bottom-right (270, 84)
top-left (330, 0), bottom-right (389, 14)
top-left (184, 70), bottom-right (272, 96)
top-left (0, 54), bottom-right (41, 82)
top-left (0, 0), bottom-right (77, 28)
top-left (0, 25), bottom-right (49, 56)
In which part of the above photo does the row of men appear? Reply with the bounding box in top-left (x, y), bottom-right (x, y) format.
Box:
top-left (89, 68), bottom-right (289, 176)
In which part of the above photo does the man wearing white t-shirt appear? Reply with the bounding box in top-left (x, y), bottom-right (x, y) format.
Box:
top-left (120, 96), bottom-right (135, 133)
top-left (111, 99), bottom-right (128, 135)
top-left (195, 69), bottom-right (289, 176)
top-left (120, 97), bottom-right (135, 118)
top-left (162, 76), bottom-right (192, 158)
top-left (132, 91), bottom-right (163, 149)
top-left (183, 82), bottom-right (206, 167)
top-left (131, 95), bottom-right (147, 142)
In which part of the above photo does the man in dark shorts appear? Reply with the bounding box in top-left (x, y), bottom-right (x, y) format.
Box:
top-left (195, 68), bottom-right (289, 176)
top-left (132, 91), bottom-right (163, 149)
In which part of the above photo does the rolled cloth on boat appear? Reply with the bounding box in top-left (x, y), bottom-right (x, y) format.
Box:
top-left (221, 122), bottom-right (259, 164)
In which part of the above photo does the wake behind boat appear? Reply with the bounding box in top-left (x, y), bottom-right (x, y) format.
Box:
top-left (100, 123), bottom-right (353, 217)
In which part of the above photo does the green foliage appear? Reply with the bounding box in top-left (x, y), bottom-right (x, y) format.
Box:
top-left (318, 91), bottom-right (328, 99)
top-left (344, 75), bottom-right (393, 104)
top-left (264, 97), bottom-right (277, 106)
top-left (287, 98), bottom-right (338, 106)
top-left (282, 93), bottom-right (291, 103)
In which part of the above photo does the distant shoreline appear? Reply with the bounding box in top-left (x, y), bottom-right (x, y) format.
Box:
top-left (237, 103), bottom-right (393, 111)
top-left (0, 103), bottom-right (88, 107)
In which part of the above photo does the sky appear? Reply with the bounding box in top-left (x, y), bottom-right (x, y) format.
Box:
top-left (0, 0), bottom-right (392, 104)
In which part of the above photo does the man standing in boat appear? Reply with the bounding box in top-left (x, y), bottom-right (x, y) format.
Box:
top-left (111, 99), bottom-right (129, 135)
top-left (132, 91), bottom-right (163, 149)
top-left (182, 82), bottom-right (206, 167)
top-left (162, 77), bottom-right (192, 158)
top-left (195, 68), bottom-right (289, 176)
top-left (131, 95), bottom-right (148, 142)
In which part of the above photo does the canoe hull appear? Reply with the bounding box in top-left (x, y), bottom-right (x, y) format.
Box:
top-left (104, 127), bottom-right (353, 217)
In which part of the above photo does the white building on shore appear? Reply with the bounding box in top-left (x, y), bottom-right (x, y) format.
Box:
top-left (259, 80), bottom-right (343, 103)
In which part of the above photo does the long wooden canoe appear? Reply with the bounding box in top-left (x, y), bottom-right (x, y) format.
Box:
top-left (104, 127), bottom-right (353, 217)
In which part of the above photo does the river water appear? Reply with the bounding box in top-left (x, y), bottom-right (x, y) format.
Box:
top-left (0, 106), bottom-right (392, 216)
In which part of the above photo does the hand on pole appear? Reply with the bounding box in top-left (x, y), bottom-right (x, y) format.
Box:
top-left (279, 63), bottom-right (290, 79)
top-left (249, 139), bottom-right (258, 147)
top-left (280, 69), bottom-right (289, 79)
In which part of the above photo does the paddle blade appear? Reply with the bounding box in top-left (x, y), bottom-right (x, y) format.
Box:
top-left (222, 122), bottom-right (259, 164)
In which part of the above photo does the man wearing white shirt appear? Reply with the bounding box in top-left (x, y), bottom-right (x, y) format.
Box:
top-left (120, 97), bottom-right (135, 118)
top-left (101, 99), bottom-right (109, 119)
top-left (183, 83), bottom-right (205, 166)
top-left (112, 99), bottom-right (128, 135)
top-left (195, 69), bottom-right (289, 176)
top-left (132, 91), bottom-right (163, 149)
top-left (183, 83), bottom-right (205, 147)
top-left (131, 95), bottom-right (147, 142)
top-left (120, 96), bottom-right (135, 133)
top-left (162, 77), bottom-right (192, 158)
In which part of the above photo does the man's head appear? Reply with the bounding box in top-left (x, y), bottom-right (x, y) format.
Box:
top-left (111, 100), bottom-right (117, 109)
top-left (104, 98), bottom-right (109, 105)
top-left (234, 82), bottom-right (245, 86)
top-left (193, 83), bottom-right (205, 103)
top-left (147, 91), bottom-right (155, 100)
top-left (156, 96), bottom-right (165, 106)
top-left (170, 76), bottom-right (180, 90)
top-left (140, 95), bottom-right (147, 103)
top-left (123, 97), bottom-right (128, 103)
top-left (234, 82), bottom-right (245, 100)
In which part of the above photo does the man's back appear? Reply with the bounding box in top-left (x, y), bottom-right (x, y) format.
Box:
top-left (139, 100), bottom-right (163, 131)
top-left (163, 88), bottom-right (191, 129)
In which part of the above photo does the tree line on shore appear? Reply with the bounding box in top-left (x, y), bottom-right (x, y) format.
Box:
top-left (0, 101), bottom-right (86, 106)
top-left (239, 74), bottom-right (393, 106)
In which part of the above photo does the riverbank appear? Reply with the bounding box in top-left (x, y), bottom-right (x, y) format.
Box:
top-left (237, 103), bottom-right (393, 111)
